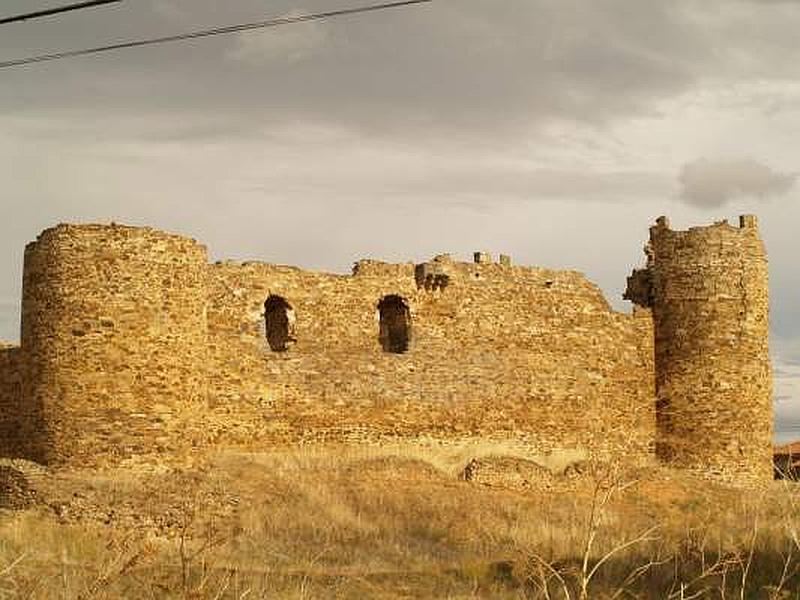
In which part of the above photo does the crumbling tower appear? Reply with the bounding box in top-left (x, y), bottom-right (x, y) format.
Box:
top-left (20, 224), bottom-right (209, 464)
top-left (626, 215), bottom-right (772, 482)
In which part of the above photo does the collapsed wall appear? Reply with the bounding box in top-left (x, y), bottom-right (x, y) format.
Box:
top-left (20, 224), bottom-right (209, 464)
top-left (204, 255), bottom-right (657, 463)
top-left (0, 344), bottom-right (22, 457)
top-left (626, 216), bottom-right (772, 482)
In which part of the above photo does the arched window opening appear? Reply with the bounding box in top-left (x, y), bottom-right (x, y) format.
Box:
top-left (378, 295), bottom-right (411, 354)
top-left (264, 295), bottom-right (294, 352)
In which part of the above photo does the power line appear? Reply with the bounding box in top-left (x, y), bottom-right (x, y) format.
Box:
top-left (0, 0), bottom-right (122, 26)
top-left (0, 0), bottom-right (433, 70)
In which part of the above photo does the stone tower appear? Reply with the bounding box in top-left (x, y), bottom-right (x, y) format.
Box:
top-left (626, 215), bottom-right (772, 482)
top-left (20, 224), bottom-right (209, 464)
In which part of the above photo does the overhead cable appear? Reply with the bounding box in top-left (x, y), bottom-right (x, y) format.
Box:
top-left (0, 0), bottom-right (433, 70)
top-left (0, 0), bottom-right (123, 26)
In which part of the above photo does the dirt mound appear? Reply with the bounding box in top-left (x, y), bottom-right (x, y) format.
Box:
top-left (0, 466), bottom-right (37, 510)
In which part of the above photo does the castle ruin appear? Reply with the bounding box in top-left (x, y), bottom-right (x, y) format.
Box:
top-left (0, 216), bottom-right (773, 483)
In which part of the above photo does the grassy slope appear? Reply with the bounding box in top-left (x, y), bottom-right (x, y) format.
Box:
top-left (0, 445), bottom-right (798, 598)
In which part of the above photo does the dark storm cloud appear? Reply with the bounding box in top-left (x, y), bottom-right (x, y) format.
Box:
top-left (678, 158), bottom-right (797, 207)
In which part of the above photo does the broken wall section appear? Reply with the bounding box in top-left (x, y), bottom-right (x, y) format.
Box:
top-left (0, 344), bottom-right (23, 458)
top-left (629, 215), bottom-right (772, 483)
top-left (204, 254), bottom-right (656, 465)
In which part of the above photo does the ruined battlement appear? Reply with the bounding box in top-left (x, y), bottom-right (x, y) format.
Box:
top-left (650, 214), bottom-right (760, 235)
top-left (0, 217), bottom-right (773, 483)
top-left (626, 214), bottom-right (771, 482)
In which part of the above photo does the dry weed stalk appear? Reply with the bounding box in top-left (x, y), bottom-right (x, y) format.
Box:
top-left (0, 552), bottom-right (28, 598)
top-left (524, 553), bottom-right (571, 600)
top-left (734, 493), bottom-right (763, 600)
top-left (608, 544), bottom-right (671, 600)
top-left (78, 532), bottom-right (154, 599)
top-left (766, 538), bottom-right (796, 599)
top-left (175, 497), bottom-right (229, 599)
top-left (521, 463), bottom-right (663, 600)
top-left (576, 465), bottom-right (658, 600)
top-left (767, 467), bottom-right (800, 598)
top-left (666, 525), bottom-right (738, 599)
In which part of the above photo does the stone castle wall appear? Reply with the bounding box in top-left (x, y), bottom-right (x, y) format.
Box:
top-left (0, 345), bottom-right (22, 457)
top-left (626, 216), bottom-right (772, 482)
top-left (0, 216), bottom-right (772, 482)
top-left (202, 257), bottom-right (656, 462)
top-left (20, 224), bottom-right (210, 464)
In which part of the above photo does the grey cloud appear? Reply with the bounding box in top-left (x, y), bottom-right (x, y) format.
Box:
top-left (227, 11), bottom-right (329, 65)
top-left (678, 158), bottom-right (796, 207)
top-left (0, 0), bottom-right (751, 137)
top-left (374, 168), bottom-right (669, 205)
top-left (772, 355), bottom-right (800, 442)
top-left (0, 113), bottom-right (672, 206)
top-left (774, 338), bottom-right (800, 367)
top-left (0, 0), bottom-right (799, 431)
top-left (0, 0), bottom-right (797, 145)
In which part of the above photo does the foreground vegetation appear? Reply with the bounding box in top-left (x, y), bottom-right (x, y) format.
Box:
top-left (0, 446), bottom-right (798, 598)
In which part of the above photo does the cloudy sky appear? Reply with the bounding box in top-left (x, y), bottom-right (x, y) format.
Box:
top-left (0, 0), bottom-right (798, 440)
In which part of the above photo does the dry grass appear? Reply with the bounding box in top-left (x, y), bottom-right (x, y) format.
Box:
top-left (0, 444), bottom-right (797, 598)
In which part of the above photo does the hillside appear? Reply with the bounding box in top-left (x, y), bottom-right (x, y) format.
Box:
top-left (0, 444), bottom-right (797, 598)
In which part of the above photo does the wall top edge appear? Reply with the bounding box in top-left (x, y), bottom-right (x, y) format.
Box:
top-left (26, 222), bottom-right (206, 250)
top-left (651, 214), bottom-right (760, 236)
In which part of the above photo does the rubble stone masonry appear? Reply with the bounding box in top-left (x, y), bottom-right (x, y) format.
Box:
top-left (0, 216), bottom-right (773, 483)
top-left (626, 216), bottom-right (772, 483)
top-left (204, 257), bottom-right (655, 463)
top-left (0, 344), bottom-right (22, 456)
top-left (20, 224), bottom-right (209, 463)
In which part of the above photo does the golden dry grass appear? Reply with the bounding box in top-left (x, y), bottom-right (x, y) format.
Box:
top-left (0, 444), bottom-right (797, 598)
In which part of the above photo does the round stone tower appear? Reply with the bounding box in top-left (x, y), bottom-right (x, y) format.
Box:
top-left (627, 215), bottom-right (772, 482)
top-left (21, 224), bottom-right (209, 465)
